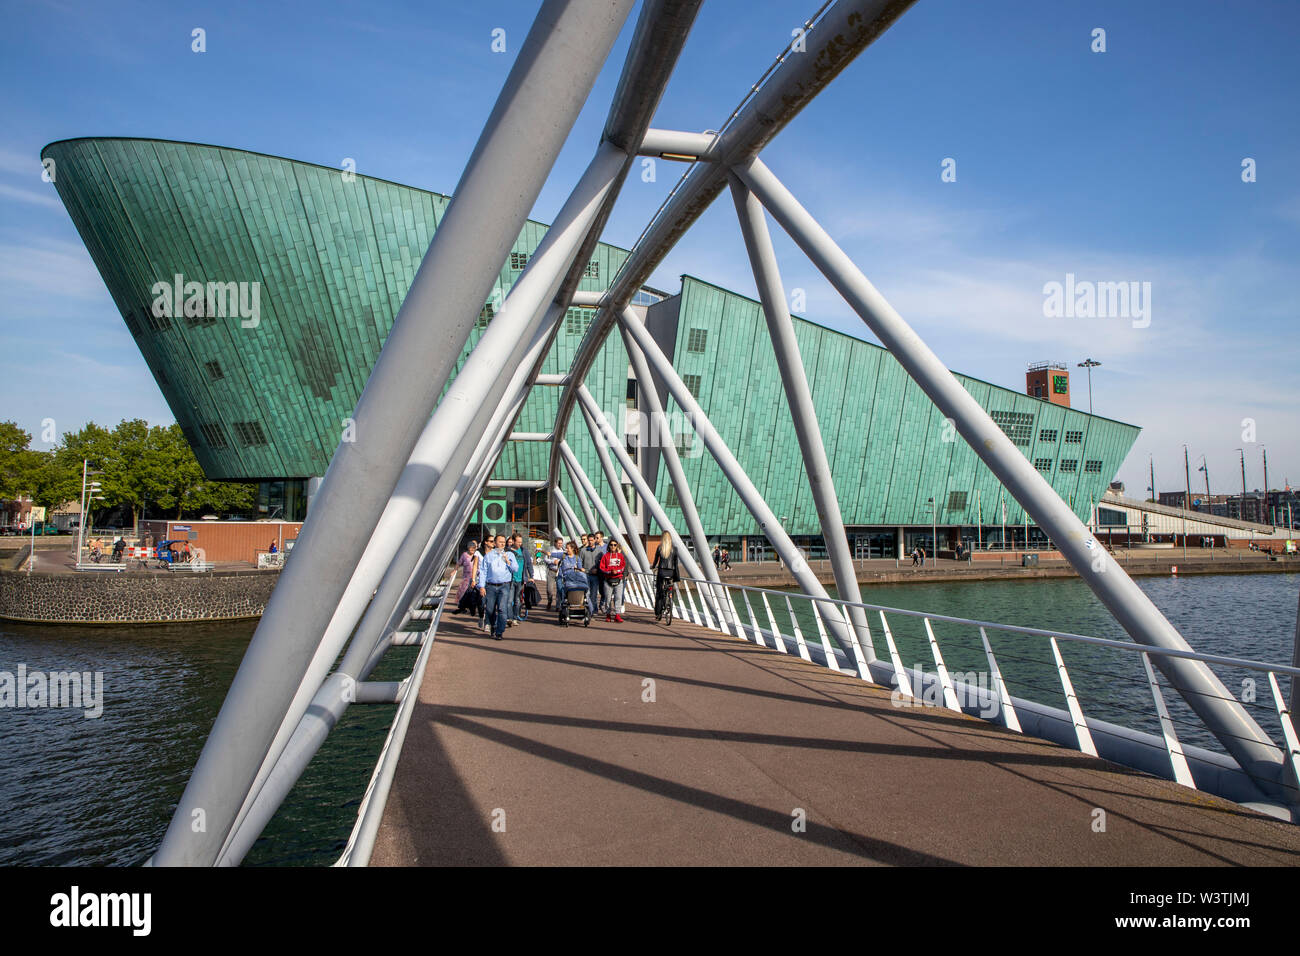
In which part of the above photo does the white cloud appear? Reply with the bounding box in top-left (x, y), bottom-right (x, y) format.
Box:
top-left (0, 182), bottom-right (62, 209)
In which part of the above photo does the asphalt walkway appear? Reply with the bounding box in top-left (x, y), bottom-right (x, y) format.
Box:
top-left (370, 598), bottom-right (1300, 866)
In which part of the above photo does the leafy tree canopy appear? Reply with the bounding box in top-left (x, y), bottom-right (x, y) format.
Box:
top-left (3, 419), bottom-right (256, 524)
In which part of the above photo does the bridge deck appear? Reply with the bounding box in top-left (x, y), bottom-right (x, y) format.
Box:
top-left (370, 600), bottom-right (1300, 866)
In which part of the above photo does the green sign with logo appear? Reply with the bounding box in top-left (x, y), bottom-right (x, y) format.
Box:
top-left (1052, 375), bottom-right (1068, 394)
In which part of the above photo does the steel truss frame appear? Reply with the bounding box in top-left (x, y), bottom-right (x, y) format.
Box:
top-left (154, 0), bottom-right (1293, 866)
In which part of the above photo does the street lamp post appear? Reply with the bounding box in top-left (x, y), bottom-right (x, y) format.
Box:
top-left (76, 460), bottom-right (103, 568)
top-left (927, 496), bottom-right (936, 562)
top-left (1077, 358), bottom-right (1101, 414)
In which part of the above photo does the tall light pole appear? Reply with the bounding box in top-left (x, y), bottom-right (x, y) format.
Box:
top-left (76, 460), bottom-right (103, 567)
top-left (1077, 358), bottom-right (1101, 414)
top-left (926, 497), bottom-right (936, 560)
top-left (1182, 444), bottom-right (1191, 558)
top-left (1263, 447), bottom-right (1271, 526)
top-left (1198, 455), bottom-right (1210, 507)
top-left (1237, 448), bottom-right (1247, 521)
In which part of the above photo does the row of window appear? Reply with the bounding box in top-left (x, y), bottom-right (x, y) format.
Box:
top-left (990, 410), bottom-right (1034, 446)
top-left (197, 420), bottom-right (270, 450)
top-left (1034, 427), bottom-right (1086, 444)
top-left (506, 252), bottom-right (601, 280)
top-left (1034, 458), bottom-right (1104, 474)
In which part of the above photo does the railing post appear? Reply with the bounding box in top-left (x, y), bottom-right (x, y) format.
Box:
top-left (1050, 637), bottom-right (1098, 756)
top-left (979, 627), bottom-right (1019, 733)
top-left (1142, 652), bottom-right (1194, 788)
top-left (760, 592), bottom-right (787, 654)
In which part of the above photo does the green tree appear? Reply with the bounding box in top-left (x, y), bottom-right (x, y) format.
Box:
top-left (0, 421), bottom-right (41, 500)
top-left (40, 420), bottom-right (257, 528)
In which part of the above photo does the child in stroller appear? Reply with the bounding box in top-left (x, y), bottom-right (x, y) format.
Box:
top-left (557, 562), bottom-right (591, 628)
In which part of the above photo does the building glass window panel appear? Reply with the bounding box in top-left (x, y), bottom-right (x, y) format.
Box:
top-left (200, 423), bottom-right (228, 450)
top-left (1060, 459), bottom-right (1078, 473)
top-left (683, 374), bottom-right (701, 398)
top-left (1064, 430), bottom-right (1084, 444)
top-left (1034, 458), bottom-right (1052, 472)
top-left (990, 410), bottom-right (1033, 446)
top-left (686, 328), bottom-right (707, 353)
top-left (510, 251), bottom-right (529, 271)
top-left (565, 308), bottom-right (590, 336)
top-left (1084, 460), bottom-right (1103, 474)
top-left (584, 260), bottom-right (599, 279)
top-left (1039, 429), bottom-right (1057, 443)
top-left (204, 359), bottom-right (224, 380)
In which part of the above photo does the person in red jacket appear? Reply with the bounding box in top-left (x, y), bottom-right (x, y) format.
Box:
top-left (598, 540), bottom-right (627, 622)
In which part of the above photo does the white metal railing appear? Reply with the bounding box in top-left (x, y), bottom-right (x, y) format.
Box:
top-left (626, 571), bottom-right (1300, 816)
top-left (336, 575), bottom-right (454, 866)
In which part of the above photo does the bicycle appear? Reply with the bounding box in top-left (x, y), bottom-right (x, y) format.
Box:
top-left (654, 576), bottom-right (675, 626)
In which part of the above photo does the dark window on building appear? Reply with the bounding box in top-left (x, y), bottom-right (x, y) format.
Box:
top-left (1084, 460), bottom-right (1103, 474)
top-left (199, 423), bottom-right (228, 449)
top-left (675, 434), bottom-right (694, 457)
top-left (1060, 459), bottom-right (1078, 473)
top-left (1039, 428), bottom-right (1057, 442)
top-left (1034, 458), bottom-right (1053, 472)
top-left (510, 251), bottom-right (529, 271)
top-left (144, 304), bottom-right (172, 333)
top-left (1064, 429), bottom-right (1084, 444)
top-left (1032, 385), bottom-right (1043, 397)
top-left (665, 486), bottom-right (679, 508)
top-left (687, 328), bottom-right (707, 353)
top-left (584, 260), bottom-right (599, 279)
top-left (233, 421), bottom-right (268, 446)
top-left (625, 439), bottom-right (637, 463)
top-left (990, 410), bottom-right (1033, 446)
top-left (204, 360), bottom-right (224, 380)
top-left (625, 378), bottom-right (637, 408)
top-left (477, 301), bottom-right (494, 329)
top-left (683, 374), bottom-right (702, 398)
top-left (184, 311), bottom-right (217, 329)
top-left (947, 491), bottom-right (968, 512)
top-left (1098, 506), bottom-right (1127, 526)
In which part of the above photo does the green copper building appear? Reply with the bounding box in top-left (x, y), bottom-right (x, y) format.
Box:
top-left (44, 137), bottom-right (1140, 556)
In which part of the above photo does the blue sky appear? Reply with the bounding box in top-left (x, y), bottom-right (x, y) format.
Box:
top-left (1, 0), bottom-right (1297, 498)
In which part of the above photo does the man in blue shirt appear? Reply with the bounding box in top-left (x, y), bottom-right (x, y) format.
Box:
top-left (477, 534), bottom-right (517, 640)
top-left (508, 533), bottom-right (527, 625)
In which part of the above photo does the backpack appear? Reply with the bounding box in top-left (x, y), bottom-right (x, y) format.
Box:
top-left (523, 579), bottom-right (541, 608)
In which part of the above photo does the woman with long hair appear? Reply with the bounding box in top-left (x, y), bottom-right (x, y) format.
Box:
top-left (598, 540), bottom-right (627, 622)
top-left (455, 540), bottom-right (478, 614)
top-left (650, 531), bottom-right (680, 622)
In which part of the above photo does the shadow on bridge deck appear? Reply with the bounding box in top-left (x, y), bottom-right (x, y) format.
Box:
top-left (370, 601), bottom-right (1300, 866)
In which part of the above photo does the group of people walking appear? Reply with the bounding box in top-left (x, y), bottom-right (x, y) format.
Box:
top-left (453, 529), bottom-right (635, 639)
top-left (453, 533), bottom-right (534, 639)
top-left (546, 530), bottom-right (628, 622)
top-left (451, 525), bottom-right (699, 638)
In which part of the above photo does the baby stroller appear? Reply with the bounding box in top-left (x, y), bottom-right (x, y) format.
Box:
top-left (558, 566), bottom-right (591, 627)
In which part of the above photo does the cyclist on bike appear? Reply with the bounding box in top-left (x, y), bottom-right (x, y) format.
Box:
top-left (650, 531), bottom-right (680, 622)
